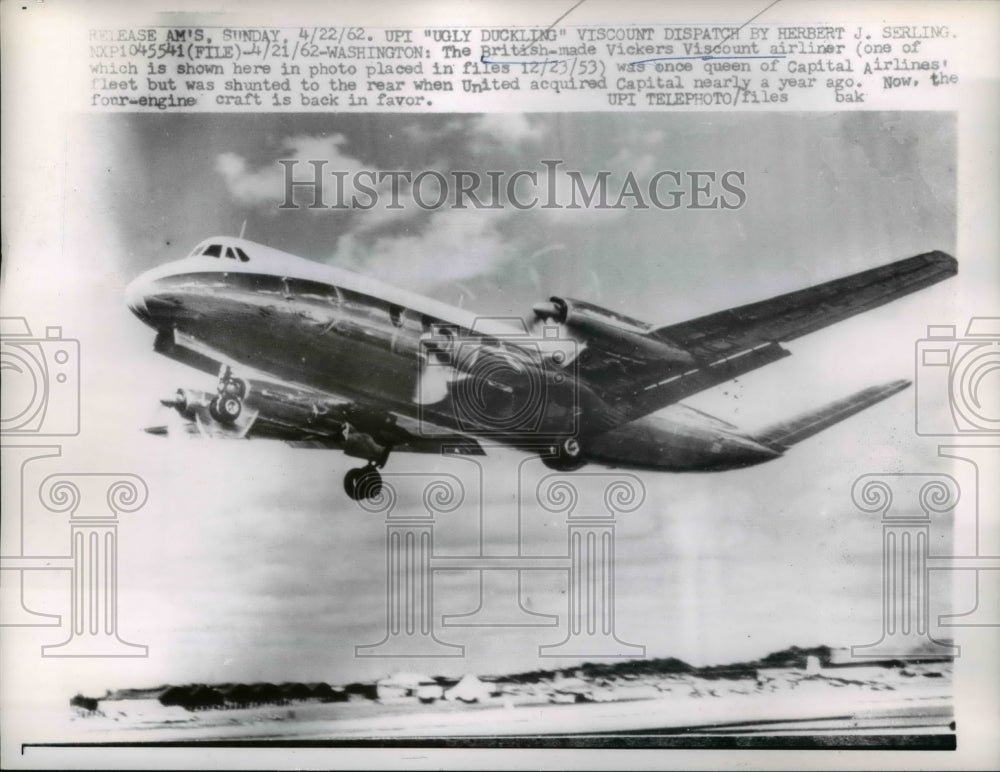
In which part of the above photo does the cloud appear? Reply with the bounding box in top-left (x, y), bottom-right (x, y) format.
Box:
top-left (399, 118), bottom-right (465, 145)
top-left (212, 125), bottom-right (546, 288)
top-left (332, 207), bottom-right (515, 288)
top-left (394, 115), bottom-right (544, 152)
top-left (216, 133), bottom-right (454, 234)
top-left (215, 116), bottom-right (547, 214)
top-left (216, 133), bottom-right (363, 208)
top-left (467, 113), bottom-right (546, 146)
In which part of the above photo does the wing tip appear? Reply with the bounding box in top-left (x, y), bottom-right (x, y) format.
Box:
top-left (884, 377), bottom-right (913, 394)
top-left (924, 250), bottom-right (958, 276)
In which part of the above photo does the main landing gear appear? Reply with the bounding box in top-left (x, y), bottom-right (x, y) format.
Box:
top-left (208, 367), bottom-right (248, 425)
top-left (343, 462), bottom-right (384, 501)
top-left (343, 431), bottom-right (391, 501)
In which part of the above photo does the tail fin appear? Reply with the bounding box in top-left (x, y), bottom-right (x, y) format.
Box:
top-left (755, 379), bottom-right (911, 450)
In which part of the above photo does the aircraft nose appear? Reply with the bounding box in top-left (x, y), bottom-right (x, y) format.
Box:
top-left (125, 272), bottom-right (151, 318)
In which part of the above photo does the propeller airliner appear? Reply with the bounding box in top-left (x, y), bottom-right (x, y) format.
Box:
top-left (126, 237), bottom-right (956, 500)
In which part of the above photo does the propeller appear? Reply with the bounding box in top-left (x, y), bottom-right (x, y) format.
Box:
top-left (144, 389), bottom-right (201, 440)
top-left (159, 390), bottom-right (188, 412)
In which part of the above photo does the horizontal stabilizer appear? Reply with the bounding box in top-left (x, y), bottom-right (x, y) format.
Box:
top-left (755, 379), bottom-right (911, 449)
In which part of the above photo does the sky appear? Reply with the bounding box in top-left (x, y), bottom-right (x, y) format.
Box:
top-left (1, 110), bottom-right (978, 700)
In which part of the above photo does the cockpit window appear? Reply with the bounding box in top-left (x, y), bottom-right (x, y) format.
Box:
top-left (188, 242), bottom-right (249, 260)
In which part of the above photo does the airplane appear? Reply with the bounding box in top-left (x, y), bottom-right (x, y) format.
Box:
top-left (125, 237), bottom-right (957, 501)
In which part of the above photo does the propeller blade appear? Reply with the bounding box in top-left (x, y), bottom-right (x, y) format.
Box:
top-left (159, 391), bottom-right (186, 410)
top-left (144, 394), bottom-right (198, 440)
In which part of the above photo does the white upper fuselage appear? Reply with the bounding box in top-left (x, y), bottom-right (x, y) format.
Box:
top-left (127, 236), bottom-right (524, 339)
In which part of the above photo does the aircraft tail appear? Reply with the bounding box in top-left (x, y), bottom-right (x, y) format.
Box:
top-left (754, 379), bottom-right (911, 450)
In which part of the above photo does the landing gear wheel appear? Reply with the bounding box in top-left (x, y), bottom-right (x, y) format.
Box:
top-left (218, 376), bottom-right (247, 399)
top-left (344, 465), bottom-right (383, 501)
top-left (343, 467), bottom-right (364, 499)
top-left (542, 436), bottom-right (586, 471)
top-left (209, 394), bottom-right (243, 424)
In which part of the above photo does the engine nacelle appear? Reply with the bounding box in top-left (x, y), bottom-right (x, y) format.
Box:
top-left (160, 388), bottom-right (205, 420)
top-left (534, 297), bottom-right (694, 366)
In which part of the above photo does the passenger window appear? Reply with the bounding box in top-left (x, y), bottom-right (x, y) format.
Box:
top-left (235, 247), bottom-right (250, 263)
top-left (202, 244), bottom-right (222, 258)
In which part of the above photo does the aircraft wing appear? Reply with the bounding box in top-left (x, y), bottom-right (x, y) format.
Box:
top-left (151, 381), bottom-right (486, 456)
top-left (575, 251), bottom-right (956, 423)
top-left (281, 411), bottom-right (486, 456)
top-left (147, 329), bottom-right (485, 456)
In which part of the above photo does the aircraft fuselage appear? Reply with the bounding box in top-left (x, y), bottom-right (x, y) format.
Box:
top-left (126, 237), bottom-right (784, 471)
